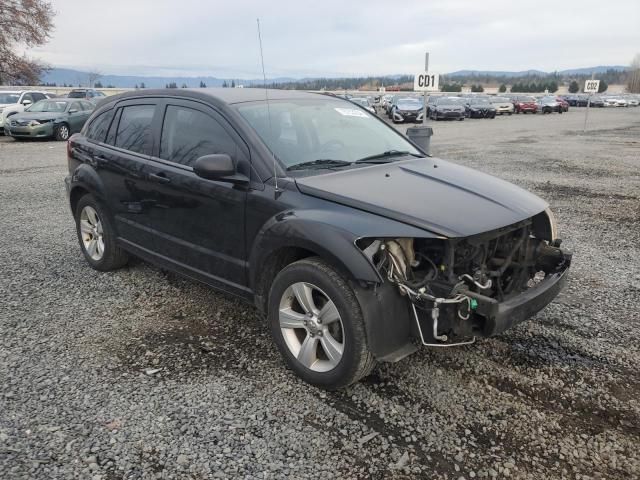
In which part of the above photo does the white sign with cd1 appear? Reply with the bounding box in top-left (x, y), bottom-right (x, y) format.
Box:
top-left (414, 72), bottom-right (440, 92)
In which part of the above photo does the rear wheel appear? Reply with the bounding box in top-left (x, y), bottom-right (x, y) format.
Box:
top-left (74, 194), bottom-right (129, 271)
top-left (268, 257), bottom-right (375, 389)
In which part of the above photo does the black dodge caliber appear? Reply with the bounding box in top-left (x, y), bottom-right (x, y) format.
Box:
top-left (65, 89), bottom-right (571, 389)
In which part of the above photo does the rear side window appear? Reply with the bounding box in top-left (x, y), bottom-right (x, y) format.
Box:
top-left (68, 91), bottom-right (85, 98)
top-left (159, 105), bottom-right (237, 167)
top-left (115, 105), bottom-right (155, 155)
top-left (32, 93), bottom-right (47, 102)
top-left (86, 110), bottom-right (114, 143)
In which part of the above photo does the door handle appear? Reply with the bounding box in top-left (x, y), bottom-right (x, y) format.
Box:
top-left (148, 172), bottom-right (171, 184)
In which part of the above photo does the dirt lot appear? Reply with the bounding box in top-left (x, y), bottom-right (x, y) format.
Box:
top-left (1, 108), bottom-right (639, 479)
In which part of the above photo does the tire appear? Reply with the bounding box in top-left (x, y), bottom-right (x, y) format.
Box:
top-left (55, 123), bottom-right (70, 141)
top-left (268, 257), bottom-right (375, 389)
top-left (74, 194), bottom-right (129, 271)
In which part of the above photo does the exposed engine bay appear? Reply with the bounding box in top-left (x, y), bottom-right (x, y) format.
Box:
top-left (361, 211), bottom-right (571, 345)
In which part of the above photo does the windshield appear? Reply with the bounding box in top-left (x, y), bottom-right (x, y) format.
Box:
top-left (27, 100), bottom-right (69, 113)
top-left (0, 93), bottom-right (20, 104)
top-left (67, 91), bottom-right (86, 98)
top-left (470, 98), bottom-right (490, 105)
top-left (397, 99), bottom-right (421, 108)
top-left (519, 96), bottom-right (536, 102)
top-left (491, 97), bottom-right (509, 103)
top-left (236, 99), bottom-right (421, 169)
top-left (439, 97), bottom-right (466, 105)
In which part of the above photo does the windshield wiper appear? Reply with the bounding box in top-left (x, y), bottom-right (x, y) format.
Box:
top-left (286, 159), bottom-right (352, 171)
top-left (354, 150), bottom-right (423, 164)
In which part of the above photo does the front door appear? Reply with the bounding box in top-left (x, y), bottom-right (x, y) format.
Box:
top-left (142, 100), bottom-right (250, 292)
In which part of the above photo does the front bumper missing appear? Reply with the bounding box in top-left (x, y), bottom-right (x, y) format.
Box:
top-left (410, 253), bottom-right (571, 344)
top-left (466, 259), bottom-right (570, 337)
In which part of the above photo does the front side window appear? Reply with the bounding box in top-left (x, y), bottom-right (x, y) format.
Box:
top-left (159, 105), bottom-right (237, 167)
top-left (115, 105), bottom-right (155, 155)
top-left (68, 91), bottom-right (86, 98)
top-left (32, 93), bottom-right (46, 102)
top-left (236, 99), bottom-right (420, 169)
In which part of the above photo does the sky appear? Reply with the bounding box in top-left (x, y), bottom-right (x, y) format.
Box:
top-left (29, 0), bottom-right (640, 79)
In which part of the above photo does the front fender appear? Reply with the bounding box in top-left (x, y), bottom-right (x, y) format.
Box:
top-left (249, 208), bottom-right (437, 289)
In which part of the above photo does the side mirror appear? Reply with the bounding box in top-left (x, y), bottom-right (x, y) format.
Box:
top-left (194, 154), bottom-right (247, 184)
top-left (22, 100), bottom-right (32, 106)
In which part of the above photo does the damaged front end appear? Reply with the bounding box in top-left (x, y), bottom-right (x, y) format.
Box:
top-left (359, 210), bottom-right (571, 347)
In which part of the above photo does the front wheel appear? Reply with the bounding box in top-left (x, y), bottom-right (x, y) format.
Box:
top-left (55, 123), bottom-right (70, 141)
top-left (268, 258), bottom-right (375, 389)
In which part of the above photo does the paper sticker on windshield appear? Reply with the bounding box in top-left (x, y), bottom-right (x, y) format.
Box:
top-left (334, 107), bottom-right (370, 118)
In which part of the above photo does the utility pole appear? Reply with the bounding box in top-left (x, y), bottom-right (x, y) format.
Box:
top-left (583, 72), bottom-right (594, 133)
top-left (423, 52), bottom-right (429, 125)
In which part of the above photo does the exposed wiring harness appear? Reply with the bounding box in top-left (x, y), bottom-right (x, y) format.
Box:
top-left (383, 240), bottom-right (473, 341)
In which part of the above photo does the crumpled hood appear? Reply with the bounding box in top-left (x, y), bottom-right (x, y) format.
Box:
top-left (11, 111), bottom-right (62, 122)
top-left (295, 157), bottom-right (548, 238)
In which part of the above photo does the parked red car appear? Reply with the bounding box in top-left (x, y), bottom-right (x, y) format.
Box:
top-left (555, 97), bottom-right (569, 112)
top-left (512, 96), bottom-right (538, 114)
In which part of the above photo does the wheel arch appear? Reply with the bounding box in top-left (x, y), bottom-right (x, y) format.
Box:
top-left (68, 164), bottom-right (109, 213)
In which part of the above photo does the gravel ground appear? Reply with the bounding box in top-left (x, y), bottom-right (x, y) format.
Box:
top-left (1, 107), bottom-right (639, 479)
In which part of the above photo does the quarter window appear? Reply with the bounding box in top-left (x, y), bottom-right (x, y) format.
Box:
top-left (86, 110), bottom-right (114, 143)
top-left (115, 105), bottom-right (155, 155)
top-left (159, 105), bottom-right (237, 167)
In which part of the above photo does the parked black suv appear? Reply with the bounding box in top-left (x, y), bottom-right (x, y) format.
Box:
top-left (65, 89), bottom-right (571, 389)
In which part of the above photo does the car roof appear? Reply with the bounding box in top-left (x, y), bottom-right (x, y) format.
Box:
top-left (100, 88), bottom-right (323, 106)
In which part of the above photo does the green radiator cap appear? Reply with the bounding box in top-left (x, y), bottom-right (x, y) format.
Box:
top-left (470, 299), bottom-right (479, 310)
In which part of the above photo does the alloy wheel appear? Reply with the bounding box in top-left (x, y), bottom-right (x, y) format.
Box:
top-left (80, 206), bottom-right (105, 261)
top-left (279, 282), bottom-right (345, 372)
top-left (58, 125), bottom-right (69, 140)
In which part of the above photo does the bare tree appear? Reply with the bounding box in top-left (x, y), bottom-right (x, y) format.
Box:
top-left (628, 53), bottom-right (640, 93)
top-left (0, 1), bottom-right (55, 85)
top-left (87, 71), bottom-right (101, 88)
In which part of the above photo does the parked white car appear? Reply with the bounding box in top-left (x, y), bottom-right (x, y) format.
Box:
top-left (489, 97), bottom-right (515, 115)
top-left (603, 97), bottom-right (627, 107)
top-left (0, 91), bottom-right (51, 133)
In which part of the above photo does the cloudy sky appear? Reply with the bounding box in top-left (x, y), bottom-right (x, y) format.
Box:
top-left (30, 0), bottom-right (640, 78)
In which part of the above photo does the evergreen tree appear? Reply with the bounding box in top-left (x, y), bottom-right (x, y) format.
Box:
top-left (598, 80), bottom-right (608, 93)
top-left (568, 80), bottom-right (580, 93)
top-left (222, 80), bottom-right (228, 88)
top-left (140, 82), bottom-right (145, 89)
top-left (231, 79), bottom-right (236, 88)
top-left (499, 84), bottom-right (507, 93)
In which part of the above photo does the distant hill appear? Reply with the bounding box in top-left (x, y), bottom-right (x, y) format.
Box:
top-left (448, 69), bottom-right (547, 77)
top-left (448, 66), bottom-right (629, 78)
top-left (39, 66), bottom-right (631, 88)
top-left (40, 68), bottom-right (298, 88)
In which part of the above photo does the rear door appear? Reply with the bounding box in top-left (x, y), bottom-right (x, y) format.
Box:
top-left (141, 99), bottom-right (250, 291)
top-left (82, 100), bottom-right (161, 250)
